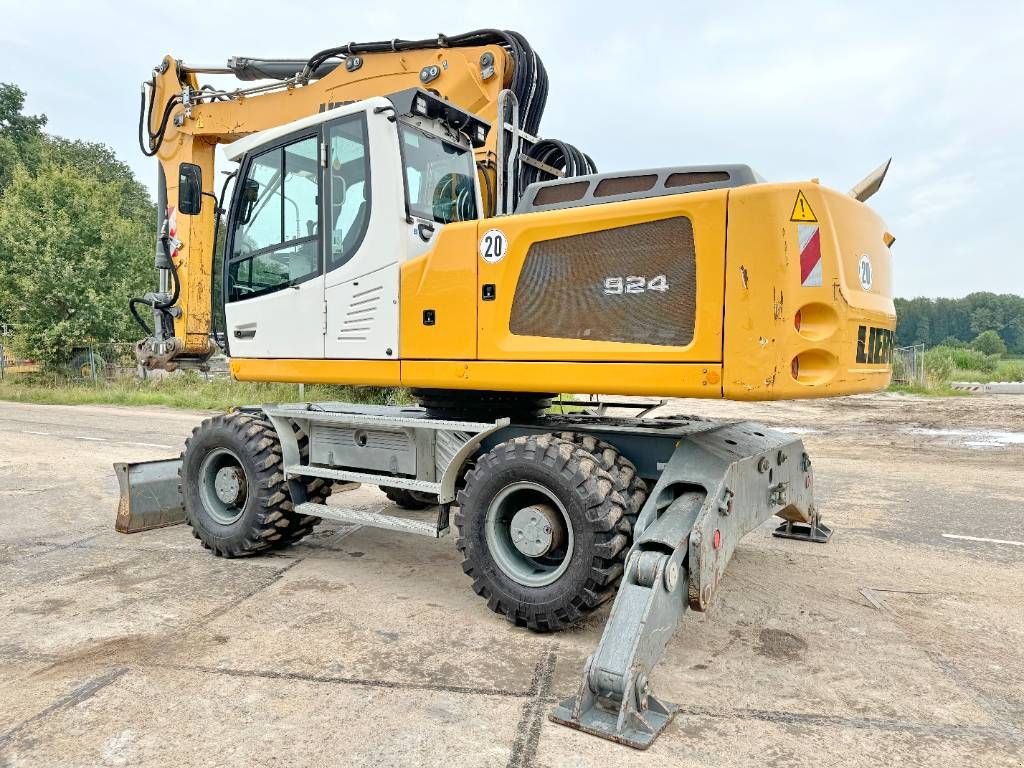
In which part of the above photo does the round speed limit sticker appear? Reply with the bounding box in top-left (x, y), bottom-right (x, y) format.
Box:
top-left (479, 229), bottom-right (508, 263)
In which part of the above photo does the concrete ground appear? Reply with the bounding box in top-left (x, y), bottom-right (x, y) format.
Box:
top-left (0, 393), bottom-right (1022, 767)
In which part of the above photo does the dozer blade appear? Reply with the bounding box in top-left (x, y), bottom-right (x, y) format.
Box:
top-left (114, 458), bottom-right (185, 533)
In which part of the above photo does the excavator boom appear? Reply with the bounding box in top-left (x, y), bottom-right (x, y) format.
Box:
top-left (135, 30), bottom-right (585, 368)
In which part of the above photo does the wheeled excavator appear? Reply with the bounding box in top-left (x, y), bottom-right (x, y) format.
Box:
top-left (117, 29), bottom-right (896, 749)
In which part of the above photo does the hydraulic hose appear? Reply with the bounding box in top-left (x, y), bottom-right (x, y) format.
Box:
top-left (137, 79), bottom-right (181, 158)
top-left (127, 236), bottom-right (180, 335)
top-left (302, 30), bottom-right (550, 136)
top-left (209, 171), bottom-right (237, 353)
top-left (520, 139), bottom-right (597, 191)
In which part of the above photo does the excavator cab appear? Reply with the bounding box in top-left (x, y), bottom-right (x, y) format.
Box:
top-left (216, 89), bottom-right (487, 362)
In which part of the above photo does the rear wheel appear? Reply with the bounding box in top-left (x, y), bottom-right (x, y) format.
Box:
top-left (557, 432), bottom-right (648, 533)
top-left (69, 350), bottom-right (105, 379)
top-left (180, 411), bottom-right (326, 557)
top-left (455, 434), bottom-right (629, 631)
top-left (381, 486), bottom-right (435, 510)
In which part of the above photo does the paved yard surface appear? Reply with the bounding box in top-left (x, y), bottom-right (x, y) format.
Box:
top-left (0, 394), bottom-right (1022, 767)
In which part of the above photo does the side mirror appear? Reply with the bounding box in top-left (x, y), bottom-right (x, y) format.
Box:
top-left (178, 163), bottom-right (203, 215)
top-left (238, 178), bottom-right (260, 225)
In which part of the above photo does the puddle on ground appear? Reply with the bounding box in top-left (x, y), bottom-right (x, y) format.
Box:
top-left (904, 427), bottom-right (1024, 450)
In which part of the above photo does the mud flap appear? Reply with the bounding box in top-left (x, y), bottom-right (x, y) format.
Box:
top-left (114, 458), bottom-right (185, 533)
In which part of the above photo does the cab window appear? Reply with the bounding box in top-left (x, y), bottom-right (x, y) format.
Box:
top-left (227, 135), bottom-right (320, 301)
top-left (400, 124), bottom-right (477, 224)
top-left (327, 115), bottom-right (371, 271)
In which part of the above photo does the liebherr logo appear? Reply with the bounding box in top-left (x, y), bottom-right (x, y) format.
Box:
top-left (318, 101), bottom-right (354, 113)
top-left (856, 325), bottom-right (893, 365)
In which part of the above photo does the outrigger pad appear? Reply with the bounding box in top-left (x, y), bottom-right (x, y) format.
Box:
top-left (550, 693), bottom-right (677, 750)
top-left (114, 458), bottom-right (185, 533)
top-left (773, 519), bottom-right (833, 543)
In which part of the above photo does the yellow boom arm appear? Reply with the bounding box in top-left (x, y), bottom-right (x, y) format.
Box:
top-left (139, 34), bottom-right (521, 366)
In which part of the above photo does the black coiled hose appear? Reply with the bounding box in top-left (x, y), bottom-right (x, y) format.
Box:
top-left (519, 139), bottom-right (597, 190)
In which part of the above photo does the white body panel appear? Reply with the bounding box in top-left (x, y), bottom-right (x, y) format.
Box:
top-left (225, 277), bottom-right (324, 358)
top-left (323, 102), bottom-right (406, 359)
top-left (325, 263), bottom-right (399, 358)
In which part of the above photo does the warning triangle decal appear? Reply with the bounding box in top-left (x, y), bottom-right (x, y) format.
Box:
top-left (790, 190), bottom-right (817, 222)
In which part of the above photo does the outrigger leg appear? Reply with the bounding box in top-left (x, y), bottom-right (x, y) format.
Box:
top-left (551, 422), bottom-right (822, 749)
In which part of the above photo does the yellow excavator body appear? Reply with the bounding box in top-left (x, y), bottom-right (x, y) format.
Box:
top-left (230, 179), bottom-right (894, 399)
top-left (136, 31), bottom-right (894, 401)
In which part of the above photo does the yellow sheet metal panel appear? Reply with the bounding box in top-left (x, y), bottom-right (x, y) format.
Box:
top-left (476, 192), bottom-right (727, 362)
top-left (230, 358), bottom-right (401, 386)
top-left (399, 222), bottom-right (479, 359)
top-left (400, 360), bottom-right (722, 398)
top-left (722, 182), bottom-right (895, 400)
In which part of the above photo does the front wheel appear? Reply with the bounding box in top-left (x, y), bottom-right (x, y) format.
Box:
top-left (180, 412), bottom-right (325, 557)
top-left (454, 434), bottom-right (630, 632)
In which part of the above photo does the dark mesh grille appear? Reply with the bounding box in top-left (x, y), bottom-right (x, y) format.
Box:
top-left (666, 171), bottom-right (729, 187)
top-left (533, 181), bottom-right (590, 206)
top-left (594, 174), bottom-right (658, 197)
top-left (509, 217), bottom-right (697, 347)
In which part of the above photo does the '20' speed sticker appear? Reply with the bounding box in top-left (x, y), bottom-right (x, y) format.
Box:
top-left (479, 229), bottom-right (508, 263)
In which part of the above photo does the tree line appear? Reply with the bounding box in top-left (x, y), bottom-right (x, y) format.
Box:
top-left (0, 83), bottom-right (153, 369)
top-left (895, 294), bottom-right (1024, 355)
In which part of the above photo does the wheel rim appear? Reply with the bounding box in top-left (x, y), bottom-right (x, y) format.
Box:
top-left (484, 481), bottom-right (574, 587)
top-left (198, 447), bottom-right (248, 525)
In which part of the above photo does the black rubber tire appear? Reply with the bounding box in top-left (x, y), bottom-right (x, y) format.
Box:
top-left (255, 415), bottom-right (329, 549)
top-left (556, 431), bottom-right (648, 534)
top-left (412, 388), bottom-right (555, 422)
top-left (180, 411), bottom-right (327, 557)
top-left (381, 486), bottom-right (434, 510)
top-left (454, 434), bottom-right (630, 632)
top-left (69, 350), bottom-right (105, 378)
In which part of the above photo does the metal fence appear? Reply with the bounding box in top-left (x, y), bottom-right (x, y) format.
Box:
top-left (892, 344), bottom-right (926, 386)
top-left (0, 336), bottom-right (231, 384)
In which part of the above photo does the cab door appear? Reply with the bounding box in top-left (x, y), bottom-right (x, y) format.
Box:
top-left (224, 133), bottom-right (324, 359)
top-left (323, 108), bottom-right (405, 360)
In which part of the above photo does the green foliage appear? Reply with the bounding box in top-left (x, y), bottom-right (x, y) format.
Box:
top-left (887, 382), bottom-right (971, 397)
top-left (1000, 361), bottom-right (1024, 382)
top-left (922, 345), bottom-right (1014, 385)
top-left (0, 83), bottom-right (154, 372)
top-left (971, 329), bottom-right (1007, 356)
top-left (895, 294), bottom-right (1024, 354)
top-left (0, 83), bottom-right (47, 194)
top-left (0, 164), bottom-right (151, 368)
top-left (0, 374), bottom-right (408, 411)
top-left (44, 137), bottom-right (154, 223)
top-left (923, 347), bottom-right (955, 384)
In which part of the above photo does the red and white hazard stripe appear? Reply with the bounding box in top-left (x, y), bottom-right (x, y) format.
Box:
top-left (798, 223), bottom-right (822, 287)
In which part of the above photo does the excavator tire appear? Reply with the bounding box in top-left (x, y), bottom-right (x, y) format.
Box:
top-left (180, 411), bottom-right (326, 557)
top-left (381, 486), bottom-right (435, 510)
top-left (412, 388), bottom-right (555, 423)
top-left (454, 434), bottom-right (630, 632)
top-left (556, 432), bottom-right (648, 534)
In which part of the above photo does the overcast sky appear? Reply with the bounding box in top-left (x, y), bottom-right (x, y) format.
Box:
top-left (2, 1), bottom-right (1021, 297)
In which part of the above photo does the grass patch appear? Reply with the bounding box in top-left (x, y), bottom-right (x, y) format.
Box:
top-left (0, 373), bottom-right (410, 411)
top-left (887, 382), bottom-right (971, 397)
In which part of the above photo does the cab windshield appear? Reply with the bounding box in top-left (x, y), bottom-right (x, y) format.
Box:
top-left (399, 124), bottom-right (478, 224)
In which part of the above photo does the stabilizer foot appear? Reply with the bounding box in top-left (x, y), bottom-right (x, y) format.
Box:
top-left (773, 519), bottom-right (832, 543)
top-left (549, 661), bottom-right (678, 750)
